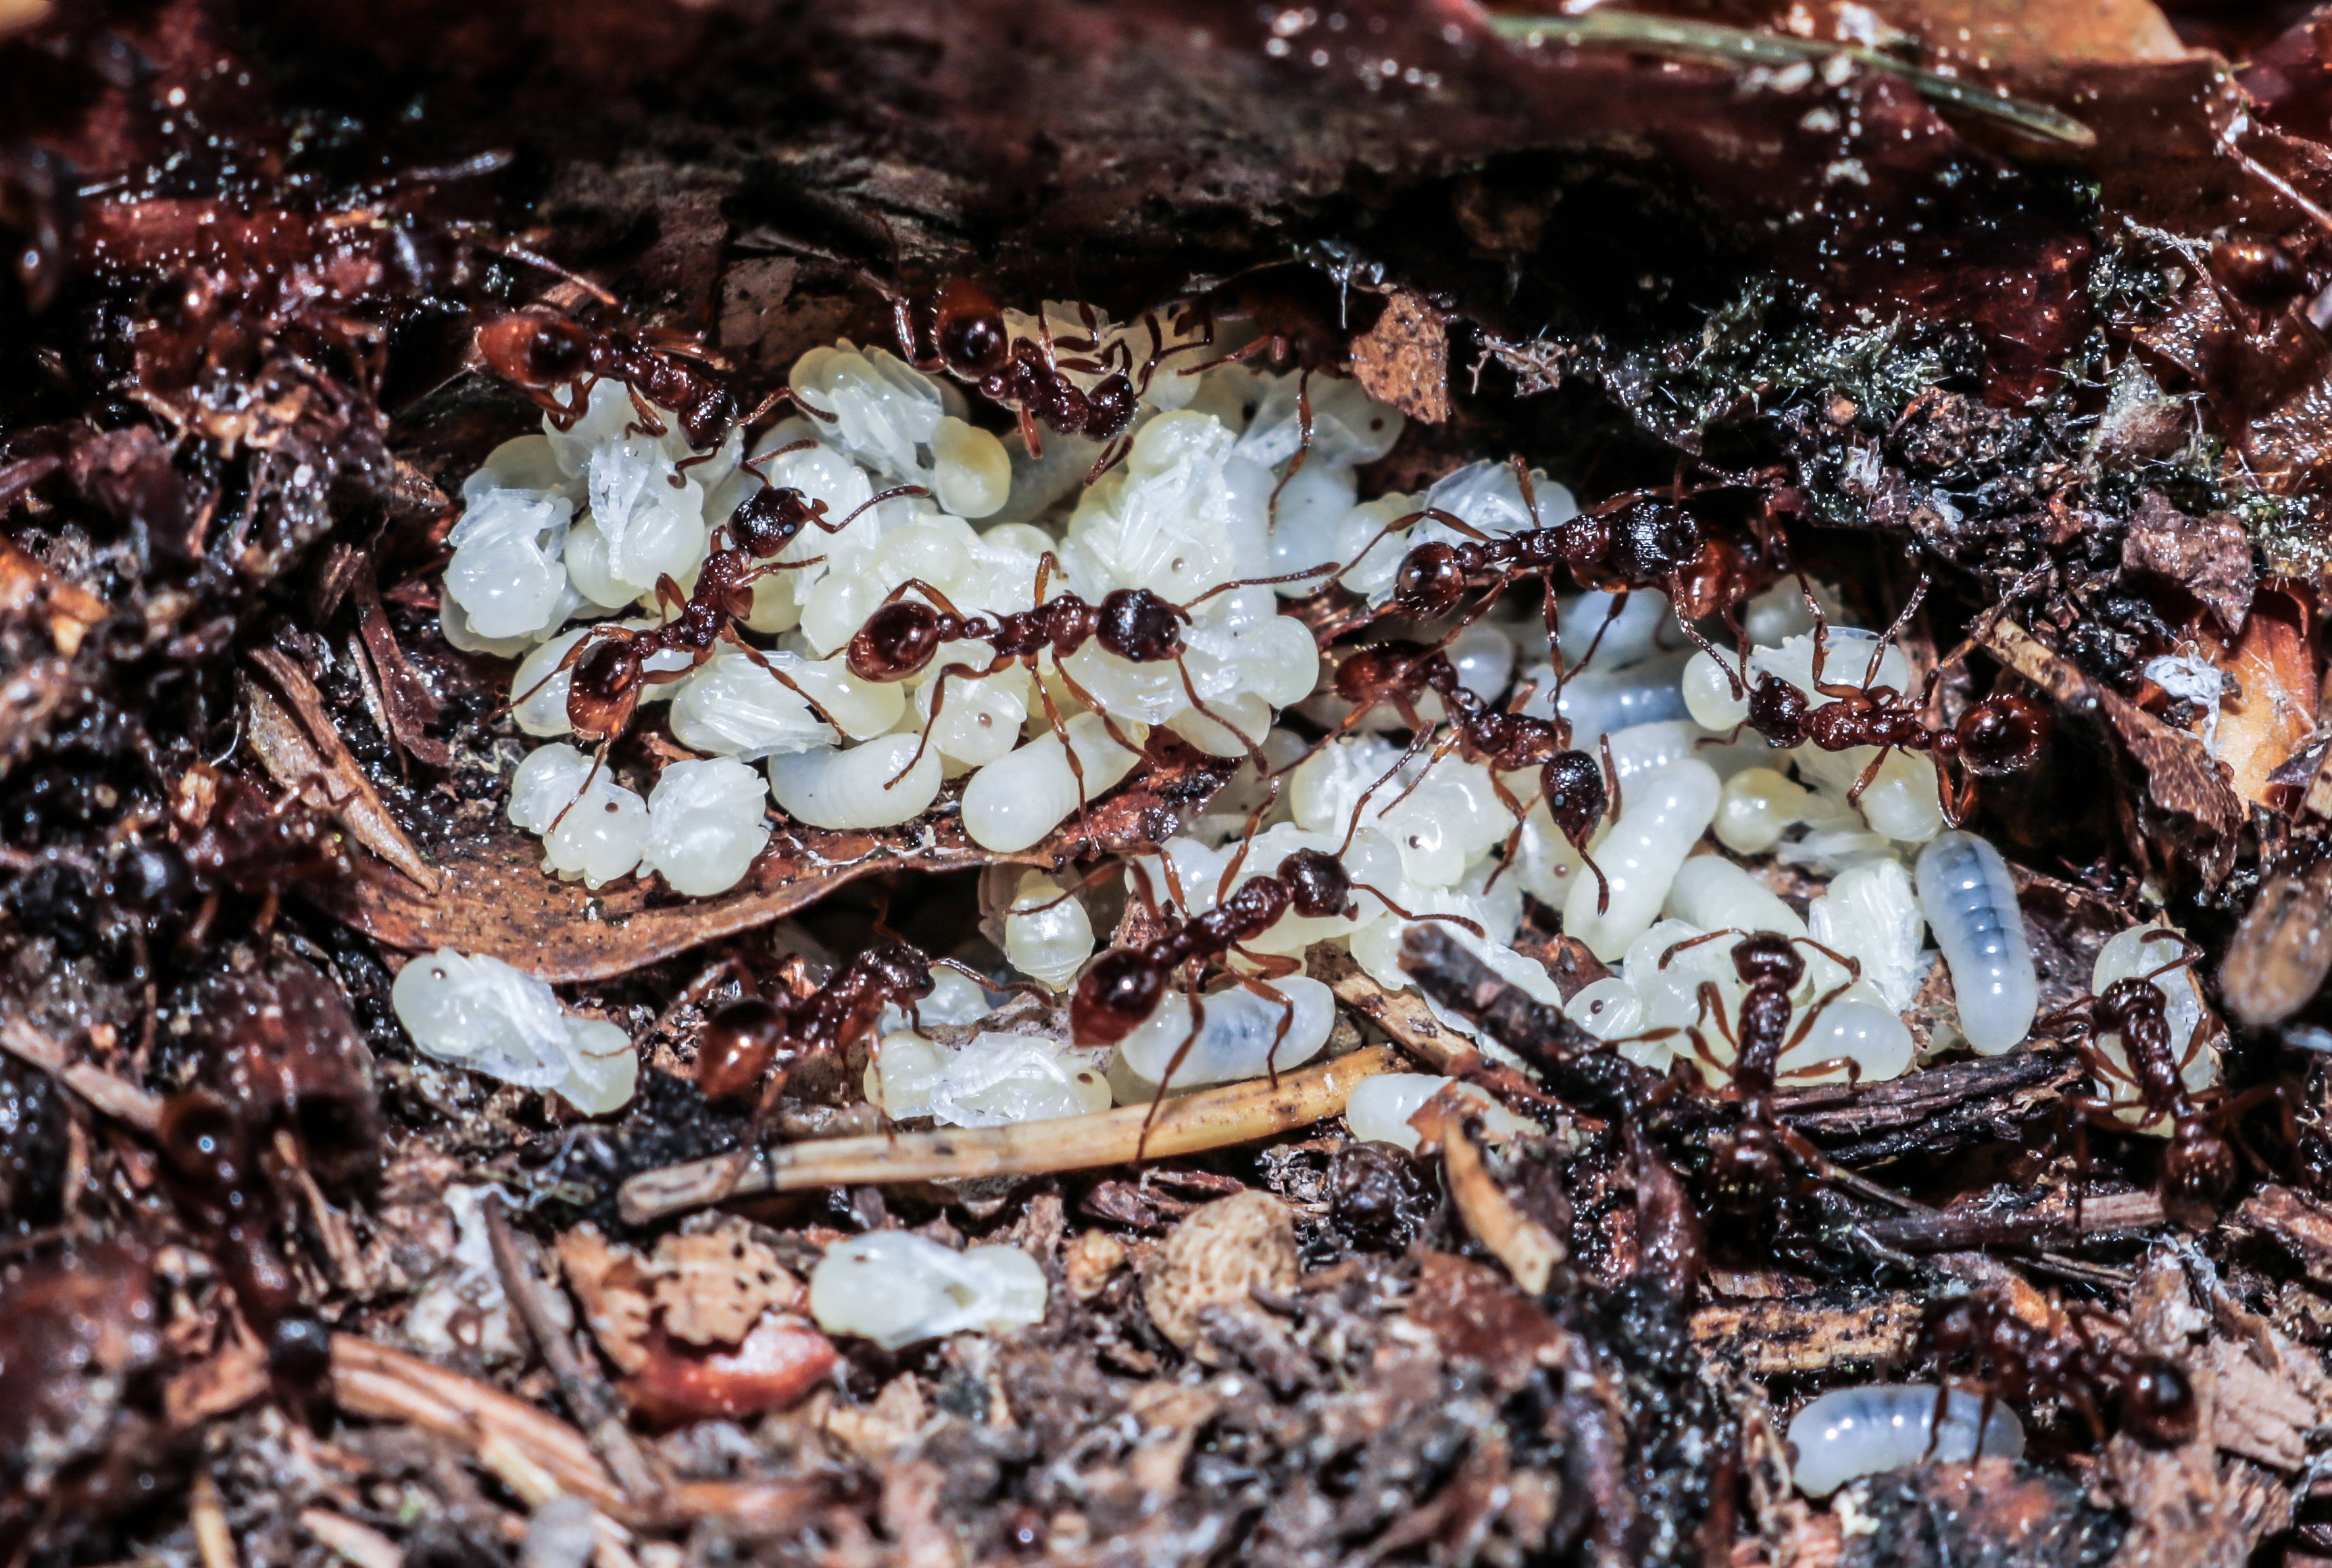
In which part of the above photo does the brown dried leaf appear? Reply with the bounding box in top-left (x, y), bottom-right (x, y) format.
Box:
top-left (0, 533), bottom-right (105, 659)
top-left (1350, 290), bottom-right (1449, 424)
top-left (352, 568), bottom-right (450, 768)
top-left (243, 649), bottom-right (439, 892)
top-left (2202, 587), bottom-right (2317, 809)
top-left (556, 1223), bottom-right (655, 1375)
top-left (2122, 495), bottom-right (2256, 634)
top-left (317, 744), bottom-right (1235, 983)
top-left (1985, 619), bottom-right (2244, 845)
top-left (623, 1317), bottom-right (837, 1427)
top-left (650, 1219), bottom-right (804, 1348)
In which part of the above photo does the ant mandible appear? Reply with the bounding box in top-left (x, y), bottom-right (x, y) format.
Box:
top-left (1922, 1286), bottom-right (2198, 1451)
top-left (1739, 577), bottom-right (2050, 822)
top-left (2037, 928), bottom-right (2286, 1232)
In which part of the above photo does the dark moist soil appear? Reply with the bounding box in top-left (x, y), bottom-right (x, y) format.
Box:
top-left (10, 2), bottom-right (2332, 1566)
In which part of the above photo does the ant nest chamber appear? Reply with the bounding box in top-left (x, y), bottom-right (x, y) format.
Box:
top-left (406, 292), bottom-right (2218, 1148)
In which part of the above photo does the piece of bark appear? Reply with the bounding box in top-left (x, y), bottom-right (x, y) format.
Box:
top-left (1772, 1047), bottom-right (2084, 1163)
top-left (1310, 945), bottom-right (1466, 1069)
top-left (1688, 1294), bottom-right (1923, 1375)
top-left (1415, 1095), bottom-right (1563, 1294)
top-left (1350, 290), bottom-right (1449, 424)
top-left (2233, 1184), bottom-right (2332, 1286)
top-left (243, 649), bottom-right (439, 892)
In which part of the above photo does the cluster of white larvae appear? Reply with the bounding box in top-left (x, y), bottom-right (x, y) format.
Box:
top-left (418, 313), bottom-right (2217, 1132)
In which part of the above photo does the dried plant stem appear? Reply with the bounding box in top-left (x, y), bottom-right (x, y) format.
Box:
top-left (478, 1193), bottom-right (662, 1504)
top-left (1416, 1095), bottom-right (1562, 1294)
top-left (0, 1017), bottom-right (163, 1131)
top-left (1309, 947), bottom-right (1467, 1071)
top-left (301, 1510), bottom-right (406, 1568)
top-left (618, 1045), bottom-right (1406, 1225)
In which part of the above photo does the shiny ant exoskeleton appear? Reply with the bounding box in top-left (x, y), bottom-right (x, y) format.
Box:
top-left (1325, 639), bottom-right (1621, 907)
top-left (694, 937), bottom-right (1006, 1197)
top-left (1739, 578), bottom-right (2050, 821)
top-left (1922, 1286), bottom-right (2198, 1450)
top-left (842, 553), bottom-right (1313, 792)
top-left (476, 306), bottom-right (774, 455)
top-left (507, 477), bottom-right (922, 821)
top-left (2037, 929), bottom-right (2283, 1232)
top-left (1628, 929), bottom-right (1870, 1213)
top-left (1071, 804), bottom-right (1481, 1153)
top-left (892, 279), bottom-right (1157, 473)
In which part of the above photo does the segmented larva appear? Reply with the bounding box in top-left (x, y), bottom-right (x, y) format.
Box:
top-left (1914, 829), bottom-right (2037, 1054)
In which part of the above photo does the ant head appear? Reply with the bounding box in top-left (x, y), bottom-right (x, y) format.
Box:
top-left (1278, 848), bottom-right (1351, 920)
top-left (931, 279), bottom-right (1010, 378)
top-left (1392, 542), bottom-right (1468, 619)
top-left (110, 837), bottom-right (194, 925)
top-left (1732, 932), bottom-right (1805, 989)
top-left (1746, 672), bottom-right (1810, 746)
top-left (1084, 374), bottom-right (1137, 440)
top-left (2162, 1115), bottom-right (2237, 1227)
top-left (699, 998), bottom-right (786, 1103)
top-left (1070, 949), bottom-right (1168, 1044)
top-left (1956, 694), bottom-right (2049, 775)
top-left (476, 311), bottom-right (590, 389)
top-left (728, 486), bottom-right (816, 557)
top-left (847, 601), bottom-right (944, 682)
top-left (1607, 499), bottom-right (1702, 581)
top-left (2119, 1355), bottom-right (2200, 1447)
top-left (1709, 1123), bottom-right (1785, 1213)
top-left (1540, 751), bottom-right (1608, 843)
top-left (157, 1090), bottom-right (249, 1203)
top-left (869, 942), bottom-right (936, 1001)
top-left (2092, 976), bottom-right (2161, 1034)
top-left (1096, 588), bottom-right (1183, 663)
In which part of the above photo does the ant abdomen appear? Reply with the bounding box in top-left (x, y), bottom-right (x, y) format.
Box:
top-left (1070, 949), bottom-right (1169, 1045)
top-left (699, 997), bottom-right (787, 1103)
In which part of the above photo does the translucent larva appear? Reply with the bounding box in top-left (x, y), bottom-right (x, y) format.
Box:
top-left (1562, 759), bottom-right (1722, 961)
top-left (1787, 1384), bottom-right (2024, 1497)
top-left (767, 736), bottom-right (945, 831)
top-left (1915, 830), bottom-right (2037, 1054)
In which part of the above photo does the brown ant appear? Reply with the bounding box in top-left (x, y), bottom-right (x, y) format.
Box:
top-left (1070, 796), bottom-right (1481, 1154)
top-left (507, 478), bottom-right (922, 826)
top-left (842, 554), bottom-right (1317, 795)
top-left (1738, 578), bottom-right (2050, 821)
top-left (475, 306), bottom-right (789, 462)
top-left (893, 279), bottom-right (1158, 474)
top-left (1922, 1286), bottom-right (2198, 1451)
top-left (2037, 929), bottom-right (2285, 1232)
top-left (694, 938), bottom-right (1008, 1197)
top-left (1323, 640), bottom-right (1620, 907)
top-left (1627, 929), bottom-right (1871, 1213)
top-left (168, 766), bottom-right (350, 949)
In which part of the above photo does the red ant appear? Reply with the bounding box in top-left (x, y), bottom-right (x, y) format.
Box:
top-left (893, 280), bottom-right (1151, 474)
top-left (507, 476), bottom-right (922, 825)
top-left (475, 307), bottom-right (789, 463)
top-left (842, 553), bottom-right (1319, 793)
top-left (695, 938), bottom-right (1012, 1198)
top-left (1922, 1287), bottom-right (2198, 1451)
top-left (1628, 929), bottom-right (1870, 1213)
top-left (1322, 641), bottom-right (1620, 907)
top-left (1738, 578), bottom-right (2050, 821)
top-left (2037, 929), bottom-right (2284, 1232)
top-left (1070, 795), bottom-right (1482, 1154)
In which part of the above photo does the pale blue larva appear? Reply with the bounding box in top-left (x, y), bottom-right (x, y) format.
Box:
top-left (1787, 1384), bottom-right (2023, 1497)
top-left (1915, 830), bottom-right (2038, 1054)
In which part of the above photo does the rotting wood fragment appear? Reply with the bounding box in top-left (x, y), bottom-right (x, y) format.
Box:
top-left (1689, 1293), bottom-right (1923, 1375)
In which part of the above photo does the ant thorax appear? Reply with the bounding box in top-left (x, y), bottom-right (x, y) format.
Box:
top-left (2085, 922), bottom-right (2220, 1132)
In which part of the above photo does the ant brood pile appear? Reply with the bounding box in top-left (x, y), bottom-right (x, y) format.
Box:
top-left (414, 289), bottom-right (2219, 1159)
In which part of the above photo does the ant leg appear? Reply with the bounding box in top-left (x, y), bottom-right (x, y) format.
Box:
top-left (717, 627), bottom-right (847, 734)
top-left (713, 1061), bottom-right (797, 1203)
top-left (1027, 665), bottom-right (1095, 846)
top-left (1053, 661), bottom-right (1148, 763)
top-left (1084, 436), bottom-right (1132, 486)
top-left (624, 382), bottom-right (671, 440)
top-left (1231, 959), bottom-right (1304, 1086)
top-left (1660, 585), bottom-right (1747, 697)
top-left (891, 662), bottom-right (989, 786)
top-left (1265, 369), bottom-right (1314, 528)
top-left (1173, 656), bottom-right (1271, 776)
top-left (543, 741), bottom-right (612, 838)
top-left (1346, 884), bottom-right (1486, 939)
top-left (830, 485), bottom-right (929, 533)
top-left (1214, 783), bottom-right (1282, 901)
top-left (1845, 744), bottom-right (1894, 807)
top-left (872, 577), bottom-right (971, 618)
top-left (1862, 573), bottom-right (1930, 690)
top-left (1137, 973), bottom-right (1208, 1163)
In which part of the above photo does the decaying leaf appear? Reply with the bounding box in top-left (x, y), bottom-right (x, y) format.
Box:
top-left (649, 1219), bottom-right (805, 1348)
top-left (0, 533), bottom-right (105, 658)
top-left (2200, 586), bottom-right (2316, 808)
top-left (1350, 289), bottom-right (1450, 424)
top-left (2121, 495), bottom-right (2257, 634)
top-left (318, 744), bottom-right (1236, 983)
top-left (1689, 1293), bottom-right (1925, 1375)
top-left (243, 648), bottom-right (439, 892)
top-left (1143, 1190), bottom-right (1297, 1361)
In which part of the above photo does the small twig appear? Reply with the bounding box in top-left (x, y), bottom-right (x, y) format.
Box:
top-left (0, 1017), bottom-right (162, 1131)
top-left (1310, 947), bottom-right (1465, 1070)
top-left (618, 1046), bottom-right (1406, 1225)
top-left (301, 1510), bottom-right (405, 1568)
top-left (1858, 1188), bottom-right (2167, 1253)
top-left (1415, 1094), bottom-right (1562, 1294)
top-left (478, 1194), bottom-right (662, 1504)
top-left (192, 1473), bottom-right (239, 1568)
